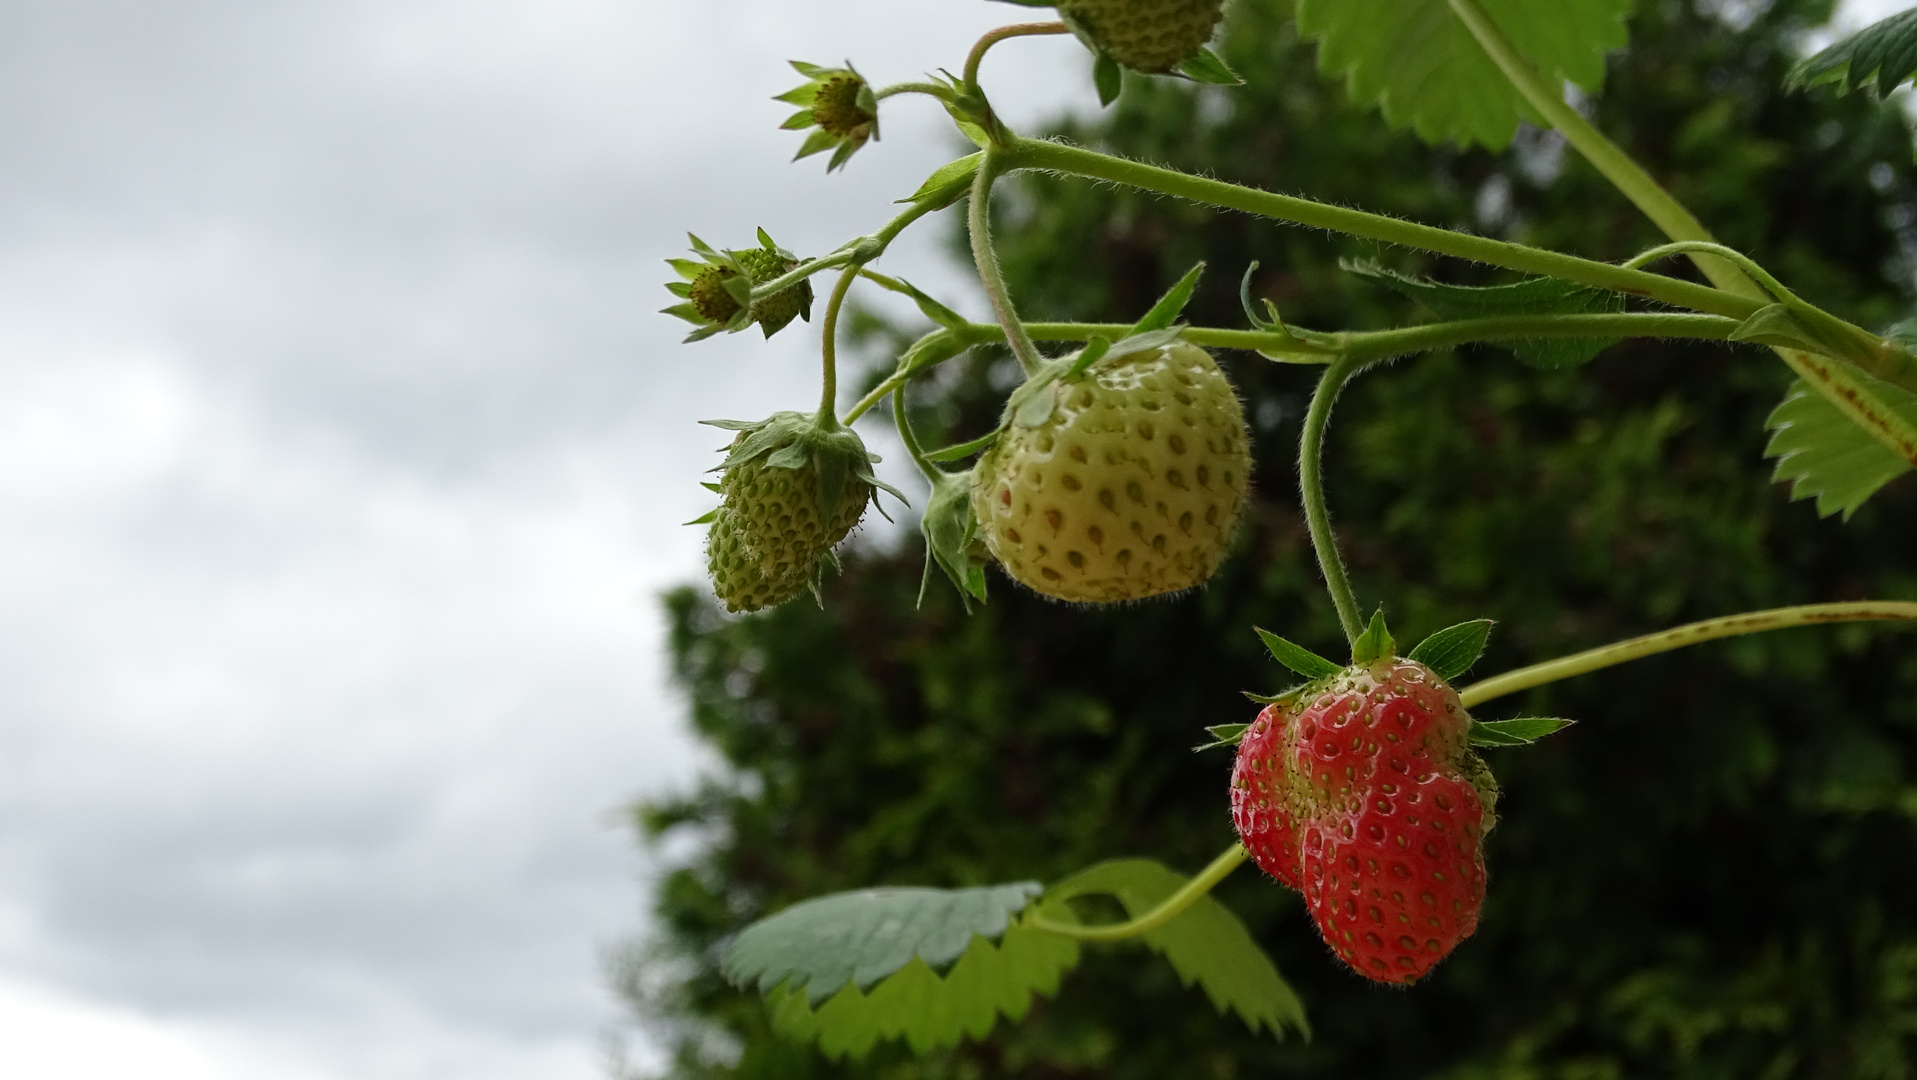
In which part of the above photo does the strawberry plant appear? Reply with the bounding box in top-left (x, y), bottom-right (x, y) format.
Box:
top-left (645, 0), bottom-right (1917, 1066)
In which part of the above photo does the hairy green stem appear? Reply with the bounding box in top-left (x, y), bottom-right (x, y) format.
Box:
top-left (750, 199), bottom-right (938, 305)
top-left (1026, 844), bottom-right (1248, 942)
top-left (816, 265), bottom-right (859, 425)
top-left (875, 82), bottom-right (950, 101)
top-left (964, 22), bottom-right (1070, 88)
top-left (889, 385), bottom-right (937, 481)
top-left (1300, 354), bottom-right (1368, 645)
top-left (970, 151), bottom-right (1047, 376)
top-left (1002, 138), bottom-right (1762, 321)
top-left (1457, 602), bottom-right (1917, 708)
top-left (836, 312), bottom-right (1747, 426)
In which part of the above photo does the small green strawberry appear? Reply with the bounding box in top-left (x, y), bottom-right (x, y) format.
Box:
top-left (697, 412), bottom-right (905, 613)
top-left (1059, 0), bottom-right (1228, 74)
top-left (663, 230), bottom-right (813, 342)
top-left (969, 335), bottom-right (1250, 603)
top-left (775, 61), bottom-right (879, 172)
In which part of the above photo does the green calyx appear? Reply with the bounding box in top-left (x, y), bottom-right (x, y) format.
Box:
top-left (697, 412), bottom-right (907, 613)
top-left (663, 230), bottom-right (814, 342)
top-left (917, 466), bottom-right (990, 612)
top-left (776, 61), bottom-right (880, 172)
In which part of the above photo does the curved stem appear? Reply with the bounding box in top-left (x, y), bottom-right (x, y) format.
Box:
top-left (964, 22), bottom-right (1070, 88)
top-left (1001, 138), bottom-right (1762, 321)
top-left (1300, 354), bottom-right (1368, 645)
top-left (1026, 844), bottom-right (1248, 943)
top-left (816, 265), bottom-right (859, 425)
top-left (875, 81), bottom-right (949, 101)
top-left (890, 384), bottom-right (937, 480)
top-left (970, 150), bottom-right (1046, 376)
top-left (1620, 242), bottom-right (1796, 302)
top-left (1457, 602), bottom-right (1917, 709)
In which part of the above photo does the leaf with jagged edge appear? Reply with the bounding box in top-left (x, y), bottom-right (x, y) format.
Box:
top-left (722, 883), bottom-right (1042, 1004)
top-left (1766, 379), bottom-right (1913, 520)
top-left (1790, 9), bottom-right (1917, 97)
top-left (1295, 0), bottom-right (1631, 149)
top-left (762, 922), bottom-right (1080, 1061)
top-left (1045, 860), bottom-right (1309, 1040)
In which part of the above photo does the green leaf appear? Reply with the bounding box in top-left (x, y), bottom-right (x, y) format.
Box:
top-left (1094, 52), bottom-right (1123, 106)
top-left (1470, 716), bottom-right (1576, 746)
top-left (1177, 47), bottom-right (1243, 86)
top-left (1129, 262), bottom-right (1205, 336)
top-left (1406, 619), bottom-right (1494, 682)
top-left (1729, 304), bottom-right (1829, 353)
top-left (1295, 0), bottom-right (1631, 149)
top-left (1064, 336), bottom-right (1112, 381)
top-left (918, 467), bottom-right (990, 612)
top-left (1254, 628), bottom-right (1342, 679)
top-left (1045, 860), bottom-right (1309, 1039)
top-left (901, 153), bottom-right (983, 211)
top-left (722, 882), bottom-right (1043, 1003)
top-left (1343, 260), bottom-right (1624, 368)
top-left (1193, 723), bottom-right (1250, 752)
top-left (1766, 379), bottom-right (1913, 520)
top-left (764, 922), bottom-right (1080, 1060)
top-left (1790, 9), bottom-right (1917, 97)
top-left (1351, 607), bottom-right (1395, 666)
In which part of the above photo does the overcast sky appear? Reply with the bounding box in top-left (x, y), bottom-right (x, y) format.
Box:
top-left (0, 2), bottom-right (1902, 1079)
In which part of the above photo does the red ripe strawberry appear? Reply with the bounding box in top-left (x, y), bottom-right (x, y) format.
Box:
top-left (1231, 654), bottom-right (1498, 985)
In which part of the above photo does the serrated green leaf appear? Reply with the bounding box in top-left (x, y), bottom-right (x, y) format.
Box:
top-left (1790, 9), bottom-right (1917, 97)
top-left (1045, 860), bottom-right (1308, 1039)
top-left (1130, 262), bottom-right (1205, 337)
top-left (1766, 379), bottom-right (1913, 519)
top-left (1351, 608), bottom-right (1395, 666)
top-left (1343, 260), bottom-right (1624, 368)
top-left (1296, 0), bottom-right (1631, 149)
top-left (901, 153), bottom-right (982, 211)
top-left (1094, 52), bottom-right (1123, 106)
top-left (722, 883), bottom-right (1042, 1003)
top-left (1470, 716), bottom-right (1576, 746)
top-left (765, 923), bottom-right (1079, 1060)
top-left (1255, 628), bottom-right (1342, 679)
top-left (1406, 619), bottom-right (1494, 681)
top-left (1178, 47), bottom-right (1243, 86)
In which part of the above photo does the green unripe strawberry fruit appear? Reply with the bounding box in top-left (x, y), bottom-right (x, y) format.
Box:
top-left (971, 341), bottom-right (1250, 603)
top-left (1059, 0), bottom-right (1228, 73)
top-left (700, 411), bottom-right (902, 613)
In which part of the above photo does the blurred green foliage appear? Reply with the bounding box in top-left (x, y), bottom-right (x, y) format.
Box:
top-left (619, 0), bottom-right (1917, 1075)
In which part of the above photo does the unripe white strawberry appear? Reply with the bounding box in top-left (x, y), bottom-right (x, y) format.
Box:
top-left (970, 340), bottom-right (1250, 603)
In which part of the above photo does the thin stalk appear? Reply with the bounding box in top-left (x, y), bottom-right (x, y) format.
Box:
top-left (1458, 602), bottom-right (1917, 709)
top-left (1445, 0), bottom-right (1758, 298)
top-left (1003, 138), bottom-right (1763, 321)
top-left (964, 22), bottom-right (1070, 88)
top-left (1300, 354), bottom-right (1368, 645)
top-left (816, 264), bottom-right (859, 425)
top-left (875, 82), bottom-right (949, 101)
top-left (890, 385), bottom-right (938, 481)
top-left (837, 312), bottom-right (1747, 426)
top-left (1026, 844), bottom-right (1248, 943)
top-left (750, 199), bottom-right (938, 304)
top-left (970, 150), bottom-right (1047, 375)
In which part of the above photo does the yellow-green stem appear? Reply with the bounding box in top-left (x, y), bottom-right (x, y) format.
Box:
top-left (1026, 844), bottom-right (1248, 942)
top-left (970, 150), bottom-right (1046, 375)
top-left (816, 265), bottom-right (859, 426)
top-left (964, 22), bottom-right (1070, 88)
top-left (1458, 602), bottom-right (1917, 708)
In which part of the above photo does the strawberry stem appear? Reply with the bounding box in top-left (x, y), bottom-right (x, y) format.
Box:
top-left (969, 150), bottom-right (1047, 376)
top-left (816, 264), bottom-right (860, 426)
top-left (1300, 354), bottom-right (1367, 646)
top-left (963, 22), bottom-right (1070, 90)
top-left (1457, 602), bottom-right (1917, 708)
top-left (1025, 843), bottom-right (1248, 942)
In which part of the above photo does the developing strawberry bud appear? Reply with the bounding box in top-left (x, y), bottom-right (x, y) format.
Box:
top-left (775, 61), bottom-right (879, 172)
top-left (1059, 0), bottom-right (1229, 73)
top-left (662, 230), bottom-right (814, 342)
